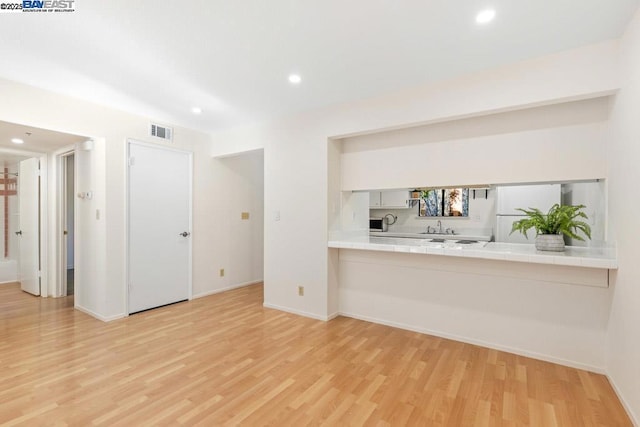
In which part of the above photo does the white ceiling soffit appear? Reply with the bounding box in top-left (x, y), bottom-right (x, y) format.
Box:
top-left (0, 0), bottom-right (637, 133)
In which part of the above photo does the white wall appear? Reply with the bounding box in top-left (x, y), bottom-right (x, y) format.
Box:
top-left (606, 7), bottom-right (640, 424)
top-left (261, 124), bottom-right (333, 319)
top-left (339, 249), bottom-right (611, 371)
top-left (72, 138), bottom-right (106, 316)
top-left (341, 97), bottom-right (610, 191)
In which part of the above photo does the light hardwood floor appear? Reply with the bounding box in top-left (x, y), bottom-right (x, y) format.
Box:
top-left (0, 282), bottom-right (631, 426)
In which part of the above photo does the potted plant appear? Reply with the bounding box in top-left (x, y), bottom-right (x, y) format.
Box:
top-left (510, 204), bottom-right (591, 252)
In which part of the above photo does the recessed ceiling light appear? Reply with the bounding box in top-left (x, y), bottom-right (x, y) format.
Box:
top-left (11, 138), bottom-right (24, 144)
top-left (476, 9), bottom-right (496, 24)
top-left (191, 107), bottom-right (202, 114)
top-left (288, 74), bottom-right (301, 84)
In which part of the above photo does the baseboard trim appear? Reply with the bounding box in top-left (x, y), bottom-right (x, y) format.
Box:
top-left (0, 280), bottom-right (17, 285)
top-left (327, 311), bottom-right (340, 320)
top-left (263, 302), bottom-right (333, 321)
top-left (74, 304), bottom-right (127, 323)
top-left (339, 310), bottom-right (605, 374)
top-left (607, 373), bottom-right (639, 426)
top-left (192, 280), bottom-right (262, 299)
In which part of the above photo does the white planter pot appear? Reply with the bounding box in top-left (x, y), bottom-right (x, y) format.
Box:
top-left (535, 234), bottom-right (565, 252)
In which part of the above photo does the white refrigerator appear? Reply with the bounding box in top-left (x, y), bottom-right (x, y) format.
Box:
top-left (495, 184), bottom-right (561, 243)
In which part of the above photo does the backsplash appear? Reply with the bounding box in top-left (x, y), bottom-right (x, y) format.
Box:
top-left (374, 190), bottom-right (496, 237)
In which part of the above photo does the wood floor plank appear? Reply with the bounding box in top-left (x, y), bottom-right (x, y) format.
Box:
top-left (0, 282), bottom-right (632, 426)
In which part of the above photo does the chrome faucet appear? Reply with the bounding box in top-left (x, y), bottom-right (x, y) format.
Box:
top-left (437, 220), bottom-right (443, 234)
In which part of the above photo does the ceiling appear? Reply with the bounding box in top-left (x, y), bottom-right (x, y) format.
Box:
top-left (0, 0), bottom-right (638, 133)
top-left (0, 121), bottom-right (87, 166)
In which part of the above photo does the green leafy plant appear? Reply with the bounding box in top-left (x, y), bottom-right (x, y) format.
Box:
top-left (510, 204), bottom-right (592, 241)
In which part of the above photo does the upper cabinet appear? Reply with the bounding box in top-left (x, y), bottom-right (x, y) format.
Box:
top-left (370, 190), bottom-right (410, 209)
top-left (369, 191), bottom-right (382, 208)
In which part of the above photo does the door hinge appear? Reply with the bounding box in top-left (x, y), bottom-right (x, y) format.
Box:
top-left (37, 270), bottom-right (41, 278)
top-left (128, 157), bottom-right (135, 166)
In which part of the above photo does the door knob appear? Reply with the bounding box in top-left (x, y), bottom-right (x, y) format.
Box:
top-left (179, 231), bottom-right (191, 237)
top-left (15, 230), bottom-right (22, 236)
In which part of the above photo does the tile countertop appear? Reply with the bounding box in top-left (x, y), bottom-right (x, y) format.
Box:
top-left (369, 231), bottom-right (492, 241)
top-left (328, 235), bottom-right (617, 269)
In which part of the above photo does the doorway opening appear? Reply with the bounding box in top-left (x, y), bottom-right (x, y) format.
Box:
top-left (0, 119), bottom-right (88, 300)
top-left (0, 157), bottom-right (25, 286)
top-left (0, 153), bottom-right (43, 295)
top-left (61, 152), bottom-right (75, 296)
top-left (213, 149), bottom-right (264, 293)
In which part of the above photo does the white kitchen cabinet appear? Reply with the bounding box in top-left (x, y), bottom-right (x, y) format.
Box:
top-left (370, 190), bottom-right (409, 209)
top-left (369, 191), bottom-right (382, 208)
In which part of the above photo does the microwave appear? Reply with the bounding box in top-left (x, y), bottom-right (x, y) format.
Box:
top-left (369, 217), bottom-right (387, 232)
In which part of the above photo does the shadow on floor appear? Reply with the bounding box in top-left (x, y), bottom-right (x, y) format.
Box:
top-left (67, 268), bottom-right (74, 295)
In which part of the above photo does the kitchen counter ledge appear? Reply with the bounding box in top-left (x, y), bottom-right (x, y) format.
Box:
top-left (328, 235), bottom-right (617, 269)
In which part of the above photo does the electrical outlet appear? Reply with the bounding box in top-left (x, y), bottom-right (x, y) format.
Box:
top-left (297, 286), bottom-right (304, 296)
top-left (219, 268), bottom-right (225, 277)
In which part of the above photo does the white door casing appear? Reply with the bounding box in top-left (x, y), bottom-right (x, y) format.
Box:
top-left (18, 157), bottom-right (40, 296)
top-left (127, 141), bottom-right (192, 314)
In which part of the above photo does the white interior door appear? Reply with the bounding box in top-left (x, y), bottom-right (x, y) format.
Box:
top-left (128, 142), bottom-right (191, 314)
top-left (18, 157), bottom-right (40, 296)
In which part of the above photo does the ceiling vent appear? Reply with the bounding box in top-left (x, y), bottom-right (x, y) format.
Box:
top-left (150, 123), bottom-right (173, 141)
